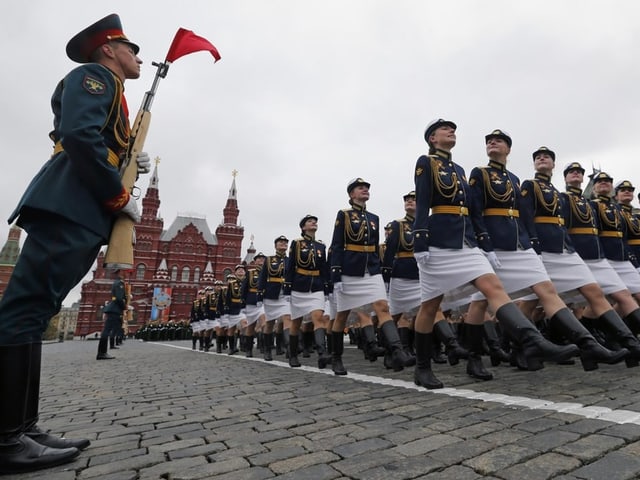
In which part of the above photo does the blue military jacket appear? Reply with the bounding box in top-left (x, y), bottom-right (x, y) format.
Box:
top-left (206, 289), bottom-right (222, 319)
top-left (226, 278), bottom-right (245, 315)
top-left (9, 63), bottom-right (131, 240)
top-left (520, 173), bottom-right (574, 254)
top-left (561, 186), bottom-right (603, 260)
top-left (330, 203), bottom-right (382, 283)
top-left (258, 253), bottom-right (289, 300)
top-left (103, 277), bottom-right (126, 317)
top-left (382, 214), bottom-right (418, 282)
top-left (242, 267), bottom-right (263, 305)
top-left (591, 195), bottom-right (630, 261)
top-left (285, 235), bottom-right (329, 294)
top-left (413, 149), bottom-right (482, 252)
top-left (619, 204), bottom-right (640, 266)
top-left (190, 299), bottom-right (200, 323)
top-left (469, 161), bottom-right (534, 252)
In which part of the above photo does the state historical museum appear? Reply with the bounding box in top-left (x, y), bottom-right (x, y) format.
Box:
top-left (74, 164), bottom-right (245, 336)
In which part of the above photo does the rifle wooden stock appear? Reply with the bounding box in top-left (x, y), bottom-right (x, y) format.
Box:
top-left (103, 108), bottom-right (152, 269)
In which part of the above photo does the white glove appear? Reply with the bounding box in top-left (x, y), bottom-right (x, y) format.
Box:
top-left (136, 151), bottom-right (151, 175)
top-left (333, 282), bottom-right (343, 294)
top-left (414, 251), bottom-right (430, 266)
top-left (119, 196), bottom-right (141, 223)
top-left (484, 251), bottom-right (502, 269)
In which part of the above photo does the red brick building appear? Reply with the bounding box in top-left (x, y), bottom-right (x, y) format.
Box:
top-left (75, 165), bottom-right (245, 336)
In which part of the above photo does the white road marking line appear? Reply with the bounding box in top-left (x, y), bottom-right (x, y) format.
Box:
top-left (153, 342), bottom-right (640, 425)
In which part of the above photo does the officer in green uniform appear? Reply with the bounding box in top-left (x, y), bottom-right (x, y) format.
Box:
top-left (0, 14), bottom-right (149, 474)
top-left (96, 270), bottom-right (127, 359)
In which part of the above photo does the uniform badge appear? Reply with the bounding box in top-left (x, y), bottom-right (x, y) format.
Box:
top-left (416, 167), bottom-right (424, 176)
top-left (83, 75), bottom-right (106, 94)
top-left (469, 178), bottom-right (476, 186)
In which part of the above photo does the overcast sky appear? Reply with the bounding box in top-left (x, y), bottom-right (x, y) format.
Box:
top-left (2, 1), bottom-right (640, 306)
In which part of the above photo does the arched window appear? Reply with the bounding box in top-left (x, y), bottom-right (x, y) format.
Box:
top-left (194, 267), bottom-right (201, 283)
top-left (171, 266), bottom-right (178, 281)
top-left (223, 268), bottom-right (232, 281)
top-left (136, 264), bottom-right (146, 280)
top-left (181, 266), bottom-right (190, 282)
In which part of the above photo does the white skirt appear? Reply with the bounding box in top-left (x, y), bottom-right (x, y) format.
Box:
top-left (419, 246), bottom-right (494, 303)
top-left (388, 277), bottom-right (421, 315)
top-left (609, 260), bottom-right (640, 294)
top-left (584, 258), bottom-right (627, 294)
top-left (218, 314), bottom-right (230, 328)
top-left (327, 295), bottom-right (337, 321)
top-left (191, 321), bottom-right (204, 333)
top-left (291, 290), bottom-right (325, 319)
top-left (228, 313), bottom-right (244, 328)
top-left (337, 273), bottom-right (387, 313)
top-left (519, 250), bottom-right (595, 302)
top-left (471, 249), bottom-right (549, 302)
top-left (264, 296), bottom-right (291, 321)
top-left (244, 304), bottom-right (264, 325)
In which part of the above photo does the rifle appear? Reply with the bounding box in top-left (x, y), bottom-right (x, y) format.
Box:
top-left (103, 61), bottom-right (170, 270)
top-left (103, 28), bottom-right (221, 270)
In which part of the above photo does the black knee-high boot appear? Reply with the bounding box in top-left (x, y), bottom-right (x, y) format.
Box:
top-left (483, 321), bottom-right (510, 366)
top-left (466, 324), bottom-right (493, 380)
top-left (433, 321), bottom-right (468, 366)
top-left (380, 322), bottom-right (413, 371)
top-left (302, 330), bottom-right (314, 358)
top-left (496, 303), bottom-right (579, 370)
top-left (362, 324), bottom-right (385, 362)
top-left (398, 327), bottom-right (416, 366)
top-left (288, 335), bottom-right (301, 367)
top-left (245, 335), bottom-right (254, 358)
top-left (23, 343), bottom-right (90, 450)
top-left (551, 308), bottom-right (628, 371)
top-left (275, 331), bottom-right (284, 355)
top-left (413, 333), bottom-right (443, 389)
top-left (331, 332), bottom-right (347, 375)
top-left (0, 344), bottom-right (79, 475)
top-left (314, 328), bottom-right (331, 369)
top-left (597, 309), bottom-right (640, 367)
top-left (263, 333), bottom-right (273, 361)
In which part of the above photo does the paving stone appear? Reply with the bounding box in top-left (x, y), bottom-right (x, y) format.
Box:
top-left (553, 433), bottom-right (626, 460)
top-left (269, 451), bottom-right (340, 475)
top-left (498, 452), bottom-right (582, 480)
top-left (392, 433), bottom-right (460, 456)
top-left (418, 465), bottom-right (485, 479)
top-left (569, 451), bottom-right (640, 480)
top-left (462, 444), bottom-right (539, 475)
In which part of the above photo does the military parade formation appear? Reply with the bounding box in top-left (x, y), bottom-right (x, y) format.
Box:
top-left (152, 120), bottom-right (640, 397)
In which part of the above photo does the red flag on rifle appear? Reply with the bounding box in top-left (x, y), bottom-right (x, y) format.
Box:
top-left (165, 28), bottom-right (221, 63)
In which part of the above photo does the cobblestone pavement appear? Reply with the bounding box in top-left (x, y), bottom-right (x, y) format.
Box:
top-left (9, 338), bottom-right (640, 480)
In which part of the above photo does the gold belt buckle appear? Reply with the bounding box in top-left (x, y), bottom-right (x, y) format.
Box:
top-left (508, 208), bottom-right (514, 217)
top-left (460, 206), bottom-right (469, 216)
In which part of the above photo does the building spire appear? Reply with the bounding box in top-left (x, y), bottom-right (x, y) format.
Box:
top-left (223, 170), bottom-right (239, 225)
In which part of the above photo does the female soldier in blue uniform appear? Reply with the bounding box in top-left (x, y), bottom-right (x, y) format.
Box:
top-left (0, 14), bottom-right (150, 473)
top-left (412, 119), bottom-right (578, 390)
top-left (284, 215), bottom-right (331, 369)
top-left (258, 236), bottom-right (291, 361)
top-left (329, 179), bottom-right (412, 375)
